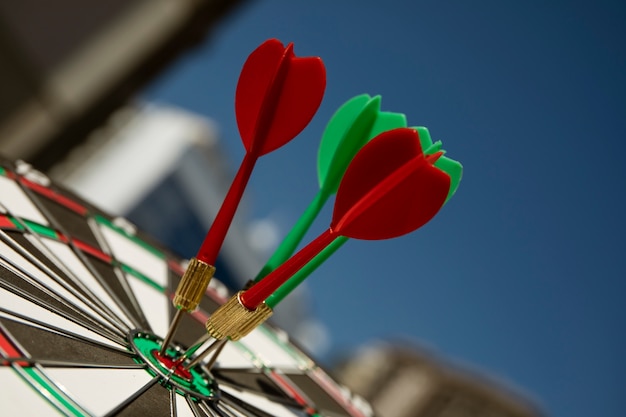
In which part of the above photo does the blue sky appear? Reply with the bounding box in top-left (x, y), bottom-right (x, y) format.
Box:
top-left (143, 1), bottom-right (626, 416)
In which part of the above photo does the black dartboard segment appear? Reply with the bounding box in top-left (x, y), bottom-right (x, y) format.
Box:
top-left (0, 159), bottom-right (373, 417)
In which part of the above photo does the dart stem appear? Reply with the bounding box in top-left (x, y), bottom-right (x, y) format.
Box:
top-left (204, 338), bottom-right (228, 369)
top-left (254, 190), bottom-right (329, 281)
top-left (266, 236), bottom-right (348, 308)
top-left (241, 228), bottom-right (337, 309)
top-left (159, 309), bottom-right (183, 355)
top-left (197, 153), bottom-right (257, 265)
top-left (177, 334), bottom-right (211, 364)
top-left (184, 338), bottom-right (225, 370)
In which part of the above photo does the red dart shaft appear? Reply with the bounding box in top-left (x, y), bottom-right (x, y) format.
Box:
top-left (240, 228), bottom-right (337, 309)
top-left (196, 152), bottom-right (256, 265)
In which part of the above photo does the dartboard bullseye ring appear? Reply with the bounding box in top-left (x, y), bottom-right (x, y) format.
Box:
top-left (0, 158), bottom-right (374, 417)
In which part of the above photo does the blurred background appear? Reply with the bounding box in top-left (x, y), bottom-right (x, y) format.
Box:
top-left (1, 1), bottom-right (625, 416)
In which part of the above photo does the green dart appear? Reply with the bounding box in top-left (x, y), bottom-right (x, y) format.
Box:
top-left (254, 94), bottom-right (407, 281)
top-left (264, 126), bottom-right (463, 308)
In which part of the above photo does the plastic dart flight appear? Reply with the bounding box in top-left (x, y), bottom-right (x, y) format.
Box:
top-left (160, 38), bottom-right (326, 354)
top-left (415, 126), bottom-right (463, 203)
top-left (254, 94), bottom-right (407, 281)
top-left (266, 126), bottom-right (463, 308)
top-left (203, 127), bottom-right (459, 341)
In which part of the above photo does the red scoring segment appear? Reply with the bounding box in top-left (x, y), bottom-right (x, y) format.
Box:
top-left (0, 329), bottom-right (27, 367)
top-left (153, 350), bottom-right (192, 380)
top-left (240, 128), bottom-right (451, 309)
top-left (196, 39), bottom-right (326, 265)
top-left (19, 177), bottom-right (88, 216)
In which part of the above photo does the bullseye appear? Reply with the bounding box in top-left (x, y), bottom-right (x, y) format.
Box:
top-left (128, 330), bottom-right (218, 400)
top-left (152, 350), bottom-right (192, 380)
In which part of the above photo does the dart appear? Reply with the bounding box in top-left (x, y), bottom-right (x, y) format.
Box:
top-left (203, 127), bottom-right (460, 342)
top-left (254, 94), bottom-right (407, 281)
top-left (266, 126), bottom-right (463, 308)
top-left (160, 38), bottom-right (326, 354)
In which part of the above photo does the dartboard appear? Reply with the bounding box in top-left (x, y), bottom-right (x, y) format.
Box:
top-left (0, 157), bottom-right (373, 417)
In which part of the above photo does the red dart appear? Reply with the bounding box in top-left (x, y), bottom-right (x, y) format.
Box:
top-left (197, 39), bottom-right (326, 265)
top-left (161, 39), bottom-right (325, 355)
top-left (240, 127), bottom-right (451, 309)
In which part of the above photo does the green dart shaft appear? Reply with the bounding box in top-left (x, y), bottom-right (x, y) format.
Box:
top-left (254, 190), bottom-right (329, 281)
top-left (265, 236), bottom-right (348, 308)
top-left (255, 95), bottom-right (406, 283)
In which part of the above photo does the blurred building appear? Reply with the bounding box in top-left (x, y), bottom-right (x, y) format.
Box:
top-left (335, 342), bottom-right (544, 417)
top-left (0, 0), bottom-right (246, 169)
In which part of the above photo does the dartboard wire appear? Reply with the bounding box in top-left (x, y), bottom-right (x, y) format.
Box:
top-left (308, 367), bottom-right (370, 417)
top-left (256, 323), bottom-right (315, 370)
top-left (8, 363), bottom-right (89, 417)
top-left (0, 223), bottom-right (125, 332)
top-left (0, 307), bottom-right (129, 354)
top-left (184, 394), bottom-right (205, 417)
top-left (0, 226), bottom-right (127, 337)
top-left (64, 220), bottom-right (144, 330)
top-left (1, 325), bottom-right (89, 417)
top-left (0, 241), bottom-right (125, 343)
top-left (0, 316), bottom-right (134, 364)
top-left (215, 369), bottom-right (313, 410)
top-left (64, 235), bottom-right (140, 330)
top-left (87, 215), bottom-right (161, 334)
top-left (232, 331), bottom-right (303, 371)
top-left (265, 369), bottom-right (316, 412)
top-left (0, 277), bottom-right (125, 345)
top-left (86, 216), bottom-right (152, 330)
top-left (101, 375), bottom-right (160, 417)
top-left (106, 260), bottom-right (153, 331)
top-left (0, 209), bottom-right (128, 332)
top-left (220, 390), bottom-right (285, 417)
top-left (3, 184), bottom-right (137, 332)
top-left (197, 399), bottom-right (229, 417)
top-left (214, 401), bottom-right (244, 417)
top-left (11, 175), bottom-right (140, 331)
top-left (169, 386), bottom-right (177, 417)
top-left (2, 357), bottom-right (145, 369)
top-left (0, 322), bottom-right (148, 417)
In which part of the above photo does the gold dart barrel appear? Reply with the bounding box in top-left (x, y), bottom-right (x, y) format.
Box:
top-left (205, 291), bottom-right (273, 341)
top-left (173, 258), bottom-right (216, 311)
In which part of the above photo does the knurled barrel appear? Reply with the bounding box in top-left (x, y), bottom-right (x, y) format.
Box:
top-left (173, 258), bottom-right (216, 312)
top-left (205, 291), bottom-right (273, 341)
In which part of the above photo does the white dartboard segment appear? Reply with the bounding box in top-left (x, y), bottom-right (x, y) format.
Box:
top-left (40, 238), bottom-right (135, 329)
top-left (0, 287), bottom-right (124, 350)
top-left (98, 223), bottom-right (168, 288)
top-left (43, 367), bottom-right (154, 417)
top-left (0, 176), bottom-right (49, 226)
top-left (124, 272), bottom-right (170, 337)
top-left (0, 368), bottom-right (59, 416)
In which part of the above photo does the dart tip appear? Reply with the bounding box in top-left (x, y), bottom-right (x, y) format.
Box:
top-left (205, 291), bottom-right (273, 341)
